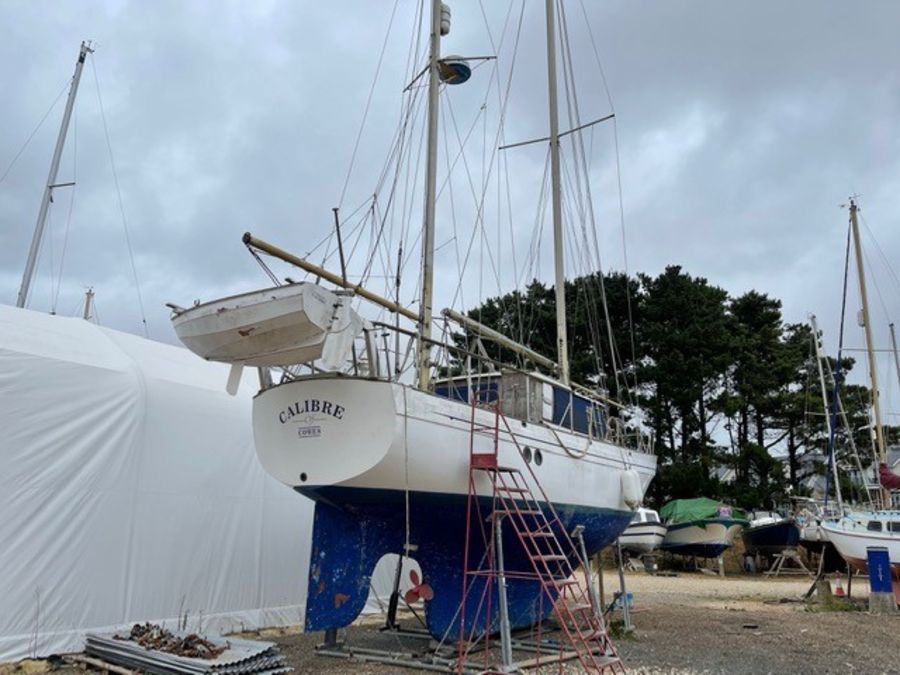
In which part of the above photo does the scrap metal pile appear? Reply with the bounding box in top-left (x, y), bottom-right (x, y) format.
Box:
top-left (85, 623), bottom-right (292, 675)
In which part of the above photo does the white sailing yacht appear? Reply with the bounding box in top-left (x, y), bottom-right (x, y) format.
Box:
top-left (170, 1), bottom-right (657, 640)
top-left (820, 199), bottom-right (900, 585)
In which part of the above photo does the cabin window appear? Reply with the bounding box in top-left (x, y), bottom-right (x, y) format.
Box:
top-left (867, 521), bottom-right (883, 532)
top-left (434, 379), bottom-right (498, 404)
top-left (551, 386), bottom-right (606, 436)
top-left (889, 521), bottom-right (900, 533)
top-left (646, 512), bottom-right (660, 523)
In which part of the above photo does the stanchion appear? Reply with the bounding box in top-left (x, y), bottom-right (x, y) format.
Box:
top-left (615, 540), bottom-right (633, 632)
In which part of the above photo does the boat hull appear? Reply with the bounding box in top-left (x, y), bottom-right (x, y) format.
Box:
top-left (618, 522), bottom-right (666, 554)
top-left (661, 519), bottom-right (744, 558)
top-left (302, 485), bottom-right (632, 639)
top-left (821, 518), bottom-right (900, 582)
top-left (172, 283), bottom-right (361, 368)
top-left (742, 519), bottom-right (800, 556)
top-left (252, 376), bottom-right (656, 638)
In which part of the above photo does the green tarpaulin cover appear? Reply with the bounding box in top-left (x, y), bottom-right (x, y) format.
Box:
top-left (660, 497), bottom-right (747, 524)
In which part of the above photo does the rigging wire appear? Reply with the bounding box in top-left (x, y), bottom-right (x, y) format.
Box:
top-left (90, 57), bottom-right (149, 337)
top-left (558, 0), bottom-right (632, 402)
top-left (0, 79), bottom-right (70, 186)
top-left (860, 212), bottom-right (900, 296)
top-left (337, 0), bottom-right (401, 209)
top-left (577, 0), bottom-right (640, 390)
top-left (824, 221), bottom-right (853, 509)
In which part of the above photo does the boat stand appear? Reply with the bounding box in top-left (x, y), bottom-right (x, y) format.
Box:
top-left (765, 547), bottom-right (812, 577)
top-left (614, 540), bottom-right (634, 632)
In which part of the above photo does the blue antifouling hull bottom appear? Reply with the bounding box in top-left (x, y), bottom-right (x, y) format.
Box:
top-left (299, 486), bottom-right (632, 641)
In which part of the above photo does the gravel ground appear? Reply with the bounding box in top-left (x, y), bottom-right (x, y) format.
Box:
top-left (10, 571), bottom-right (892, 675)
top-left (238, 571), bottom-right (899, 675)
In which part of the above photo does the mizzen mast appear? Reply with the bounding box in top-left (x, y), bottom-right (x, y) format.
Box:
top-left (544, 0), bottom-right (570, 386)
top-left (17, 41), bottom-right (93, 309)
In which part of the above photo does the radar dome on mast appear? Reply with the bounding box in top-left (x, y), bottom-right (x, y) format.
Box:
top-left (438, 56), bottom-right (471, 85)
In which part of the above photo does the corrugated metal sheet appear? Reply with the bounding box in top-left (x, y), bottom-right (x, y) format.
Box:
top-left (85, 632), bottom-right (292, 675)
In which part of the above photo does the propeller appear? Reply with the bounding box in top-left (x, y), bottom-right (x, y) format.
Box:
top-left (404, 569), bottom-right (434, 604)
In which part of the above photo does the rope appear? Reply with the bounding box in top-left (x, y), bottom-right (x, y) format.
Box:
top-left (90, 57), bottom-right (149, 337)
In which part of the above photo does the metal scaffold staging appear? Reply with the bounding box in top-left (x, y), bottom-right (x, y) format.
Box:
top-left (313, 391), bottom-right (626, 673)
top-left (456, 393), bottom-right (625, 673)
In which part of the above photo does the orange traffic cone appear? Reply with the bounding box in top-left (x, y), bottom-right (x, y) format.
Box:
top-left (833, 573), bottom-right (846, 597)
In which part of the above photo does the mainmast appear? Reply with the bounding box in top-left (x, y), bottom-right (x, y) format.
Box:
top-left (416, 0), bottom-right (443, 390)
top-left (17, 41), bottom-right (93, 309)
top-left (849, 199), bottom-right (888, 506)
top-left (544, 0), bottom-right (570, 386)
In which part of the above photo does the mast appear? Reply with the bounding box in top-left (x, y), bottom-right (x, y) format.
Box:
top-left (849, 200), bottom-right (886, 467)
top-left (849, 199), bottom-right (889, 508)
top-left (17, 41), bottom-right (93, 309)
top-left (809, 314), bottom-right (843, 511)
top-left (545, 0), bottom-right (569, 386)
top-left (415, 0), bottom-right (442, 391)
top-left (82, 287), bottom-right (94, 321)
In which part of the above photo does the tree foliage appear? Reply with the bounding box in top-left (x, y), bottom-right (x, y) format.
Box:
top-left (463, 267), bottom-right (897, 509)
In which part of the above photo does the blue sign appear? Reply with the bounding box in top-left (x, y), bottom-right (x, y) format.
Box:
top-left (867, 547), bottom-right (893, 594)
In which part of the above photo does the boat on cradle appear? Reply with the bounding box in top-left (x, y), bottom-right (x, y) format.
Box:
top-left (170, 0), bottom-right (657, 642)
top-left (617, 506), bottom-right (666, 554)
top-left (791, 497), bottom-right (839, 555)
top-left (821, 512), bottom-right (900, 580)
top-left (660, 498), bottom-right (748, 558)
top-left (741, 511), bottom-right (800, 558)
top-left (811, 200), bottom-right (900, 583)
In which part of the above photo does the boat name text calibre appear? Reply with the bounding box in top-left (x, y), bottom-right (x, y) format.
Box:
top-left (278, 400), bottom-right (345, 424)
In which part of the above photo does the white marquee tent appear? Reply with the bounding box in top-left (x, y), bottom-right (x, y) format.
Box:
top-left (0, 305), bottom-right (319, 661)
top-left (0, 305), bottom-right (414, 662)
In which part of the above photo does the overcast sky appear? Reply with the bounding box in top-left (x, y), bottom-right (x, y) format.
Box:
top-left (2, 0), bottom-right (899, 411)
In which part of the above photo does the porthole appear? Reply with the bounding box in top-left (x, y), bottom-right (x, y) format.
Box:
top-left (521, 446), bottom-right (532, 463)
top-left (534, 449), bottom-right (543, 466)
top-left (300, 472), bottom-right (308, 483)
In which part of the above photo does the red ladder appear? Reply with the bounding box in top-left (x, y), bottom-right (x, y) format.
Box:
top-left (457, 392), bottom-right (625, 673)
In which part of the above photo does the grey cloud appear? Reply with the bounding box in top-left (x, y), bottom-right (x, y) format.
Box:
top-left (1, 1), bottom-right (898, 404)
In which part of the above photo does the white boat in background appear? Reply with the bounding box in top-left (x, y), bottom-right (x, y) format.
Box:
top-left (659, 498), bottom-right (748, 558)
top-left (617, 507), bottom-right (665, 554)
top-left (662, 520), bottom-right (746, 558)
top-left (811, 201), bottom-right (900, 582)
top-left (821, 512), bottom-right (900, 581)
